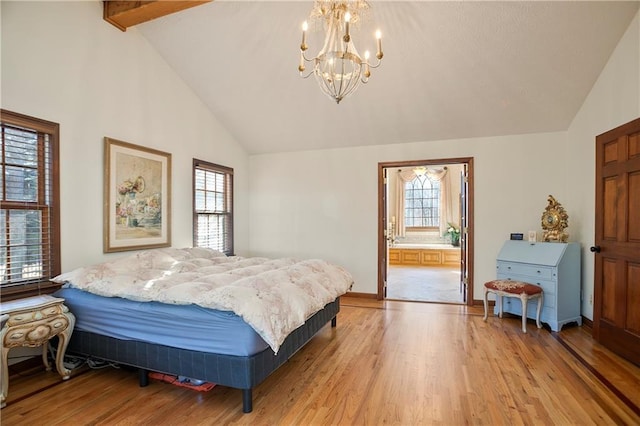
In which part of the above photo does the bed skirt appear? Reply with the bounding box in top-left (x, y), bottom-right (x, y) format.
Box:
top-left (66, 297), bottom-right (340, 413)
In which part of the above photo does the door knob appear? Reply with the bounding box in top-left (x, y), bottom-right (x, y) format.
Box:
top-left (590, 246), bottom-right (601, 253)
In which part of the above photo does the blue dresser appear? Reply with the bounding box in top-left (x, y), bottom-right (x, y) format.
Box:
top-left (495, 241), bottom-right (581, 331)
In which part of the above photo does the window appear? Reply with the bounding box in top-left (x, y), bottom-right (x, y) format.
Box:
top-left (193, 159), bottom-right (233, 255)
top-left (404, 175), bottom-right (440, 228)
top-left (1, 110), bottom-right (60, 300)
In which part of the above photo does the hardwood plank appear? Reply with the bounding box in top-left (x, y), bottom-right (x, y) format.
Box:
top-left (2, 298), bottom-right (639, 424)
top-left (554, 325), bottom-right (640, 412)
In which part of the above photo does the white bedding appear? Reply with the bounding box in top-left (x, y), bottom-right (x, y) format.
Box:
top-left (51, 247), bottom-right (354, 353)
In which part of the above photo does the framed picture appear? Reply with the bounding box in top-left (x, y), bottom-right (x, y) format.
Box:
top-left (528, 230), bottom-right (537, 242)
top-left (104, 137), bottom-right (172, 253)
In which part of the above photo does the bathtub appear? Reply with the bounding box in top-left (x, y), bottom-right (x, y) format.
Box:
top-left (389, 243), bottom-right (460, 266)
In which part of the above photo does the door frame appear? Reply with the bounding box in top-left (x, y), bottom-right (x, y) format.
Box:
top-left (377, 157), bottom-right (475, 305)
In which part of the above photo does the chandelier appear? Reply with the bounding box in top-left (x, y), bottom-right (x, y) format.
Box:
top-left (298, 1), bottom-right (383, 104)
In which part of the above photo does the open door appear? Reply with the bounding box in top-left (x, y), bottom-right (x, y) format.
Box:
top-left (459, 164), bottom-right (469, 303)
top-left (593, 117), bottom-right (640, 366)
top-left (378, 166), bottom-right (389, 299)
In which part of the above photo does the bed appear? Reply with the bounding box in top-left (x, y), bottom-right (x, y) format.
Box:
top-left (51, 247), bottom-right (353, 413)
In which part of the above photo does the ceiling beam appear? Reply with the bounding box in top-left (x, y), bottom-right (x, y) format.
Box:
top-left (103, 1), bottom-right (212, 32)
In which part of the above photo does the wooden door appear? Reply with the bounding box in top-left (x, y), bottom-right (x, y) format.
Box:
top-left (593, 117), bottom-right (640, 366)
top-left (379, 166), bottom-right (389, 299)
top-left (459, 165), bottom-right (468, 303)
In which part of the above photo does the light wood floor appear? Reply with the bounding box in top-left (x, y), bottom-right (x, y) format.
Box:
top-left (2, 297), bottom-right (639, 425)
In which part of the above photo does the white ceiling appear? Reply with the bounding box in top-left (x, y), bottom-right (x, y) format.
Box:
top-left (137, 1), bottom-right (639, 155)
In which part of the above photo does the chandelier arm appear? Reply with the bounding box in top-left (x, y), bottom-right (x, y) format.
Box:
top-left (364, 57), bottom-right (383, 69)
top-left (299, 69), bottom-right (316, 79)
top-left (301, 51), bottom-right (315, 62)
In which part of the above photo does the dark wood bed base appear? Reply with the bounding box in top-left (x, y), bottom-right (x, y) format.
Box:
top-left (66, 297), bottom-right (340, 413)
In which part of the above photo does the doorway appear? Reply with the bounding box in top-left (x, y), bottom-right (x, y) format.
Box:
top-left (377, 158), bottom-right (474, 305)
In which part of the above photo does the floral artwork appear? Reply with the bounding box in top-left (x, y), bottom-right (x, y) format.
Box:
top-left (104, 138), bottom-right (171, 252)
top-left (116, 175), bottom-right (160, 229)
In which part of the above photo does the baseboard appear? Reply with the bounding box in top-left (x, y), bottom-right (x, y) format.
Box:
top-left (472, 299), bottom-right (495, 307)
top-left (8, 356), bottom-right (43, 378)
top-left (343, 292), bottom-right (378, 299)
top-left (344, 294), bottom-right (495, 304)
top-left (581, 315), bottom-right (593, 328)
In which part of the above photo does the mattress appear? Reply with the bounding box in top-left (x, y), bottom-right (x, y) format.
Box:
top-left (51, 247), bottom-right (354, 353)
top-left (54, 288), bottom-right (269, 356)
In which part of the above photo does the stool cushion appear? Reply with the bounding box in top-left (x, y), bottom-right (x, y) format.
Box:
top-left (484, 280), bottom-right (542, 295)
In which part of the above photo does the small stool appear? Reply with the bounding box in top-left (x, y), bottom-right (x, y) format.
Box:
top-left (483, 280), bottom-right (543, 333)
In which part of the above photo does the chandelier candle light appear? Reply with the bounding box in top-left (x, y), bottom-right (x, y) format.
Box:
top-left (298, 0), bottom-right (384, 104)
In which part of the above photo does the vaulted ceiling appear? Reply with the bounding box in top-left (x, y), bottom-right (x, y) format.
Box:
top-left (130, 1), bottom-right (639, 154)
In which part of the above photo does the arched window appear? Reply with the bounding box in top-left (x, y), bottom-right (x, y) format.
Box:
top-left (404, 175), bottom-right (440, 228)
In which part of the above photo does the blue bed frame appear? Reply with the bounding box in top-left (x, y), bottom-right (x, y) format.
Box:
top-left (66, 297), bottom-right (340, 413)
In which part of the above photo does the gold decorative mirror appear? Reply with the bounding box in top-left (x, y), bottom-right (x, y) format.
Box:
top-left (541, 195), bottom-right (569, 242)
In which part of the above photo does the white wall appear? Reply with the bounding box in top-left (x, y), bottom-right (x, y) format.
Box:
top-left (565, 11), bottom-right (640, 319)
top-left (3, 2), bottom-right (637, 313)
top-left (249, 10), bottom-right (639, 308)
top-left (1, 1), bottom-right (250, 271)
top-left (249, 132), bottom-right (567, 300)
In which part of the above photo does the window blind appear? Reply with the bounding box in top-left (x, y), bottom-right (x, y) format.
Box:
top-left (193, 159), bottom-right (233, 256)
top-left (1, 110), bottom-right (60, 299)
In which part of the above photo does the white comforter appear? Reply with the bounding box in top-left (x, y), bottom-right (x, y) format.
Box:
top-left (52, 247), bottom-right (354, 353)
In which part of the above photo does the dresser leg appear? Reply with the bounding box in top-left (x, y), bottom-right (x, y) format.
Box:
top-left (0, 344), bottom-right (9, 408)
top-left (42, 344), bottom-right (51, 371)
top-left (54, 311), bottom-right (76, 379)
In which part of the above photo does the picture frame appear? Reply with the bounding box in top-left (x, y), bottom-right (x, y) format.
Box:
top-left (528, 230), bottom-right (537, 242)
top-left (104, 137), bottom-right (172, 253)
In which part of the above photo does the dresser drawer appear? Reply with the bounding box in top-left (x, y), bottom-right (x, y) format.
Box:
top-left (7, 304), bottom-right (65, 326)
top-left (4, 315), bottom-right (70, 347)
top-left (495, 278), bottom-right (556, 309)
top-left (501, 300), bottom-right (556, 321)
top-left (497, 276), bottom-right (557, 309)
top-left (497, 261), bottom-right (554, 280)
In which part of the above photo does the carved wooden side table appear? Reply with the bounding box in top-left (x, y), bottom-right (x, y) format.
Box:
top-left (0, 295), bottom-right (75, 408)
